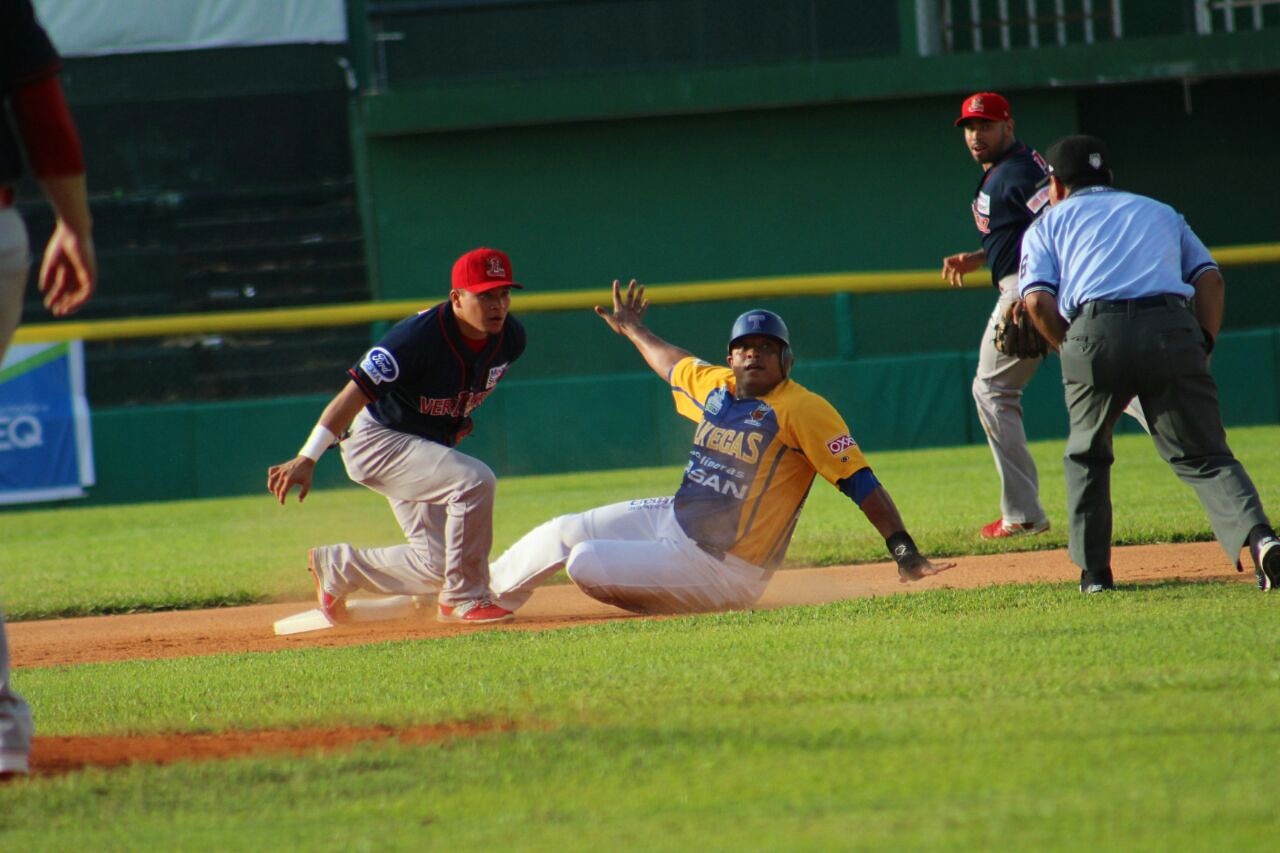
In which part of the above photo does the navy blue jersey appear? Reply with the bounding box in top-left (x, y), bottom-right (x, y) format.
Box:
top-left (348, 300), bottom-right (525, 446)
top-left (1, 0), bottom-right (61, 185)
top-left (970, 141), bottom-right (1050, 286)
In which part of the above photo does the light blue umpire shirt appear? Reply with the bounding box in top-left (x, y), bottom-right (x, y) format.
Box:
top-left (1018, 185), bottom-right (1218, 320)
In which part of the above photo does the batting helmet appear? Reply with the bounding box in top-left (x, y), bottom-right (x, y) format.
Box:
top-left (727, 309), bottom-right (793, 375)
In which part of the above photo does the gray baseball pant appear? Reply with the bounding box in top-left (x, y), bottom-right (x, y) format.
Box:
top-left (1, 209), bottom-right (33, 774)
top-left (1060, 297), bottom-right (1268, 575)
top-left (975, 274), bottom-right (1050, 525)
top-left (311, 410), bottom-right (498, 607)
top-left (976, 274), bottom-right (1147, 525)
top-left (0, 614), bottom-right (33, 775)
top-left (0, 207), bottom-right (29, 357)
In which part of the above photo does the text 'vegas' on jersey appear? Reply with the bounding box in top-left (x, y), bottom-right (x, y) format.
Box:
top-left (692, 420), bottom-right (763, 464)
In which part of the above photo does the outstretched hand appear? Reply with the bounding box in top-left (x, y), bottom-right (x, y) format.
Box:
top-left (897, 555), bottom-right (956, 584)
top-left (594, 279), bottom-right (647, 336)
top-left (267, 456), bottom-right (316, 505)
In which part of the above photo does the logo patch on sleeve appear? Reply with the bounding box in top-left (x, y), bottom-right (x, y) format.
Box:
top-left (1027, 185), bottom-right (1050, 214)
top-left (361, 347), bottom-right (399, 384)
top-left (826, 434), bottom-right (858, 455)
top-left (486, 363), bottom-right (509, 389)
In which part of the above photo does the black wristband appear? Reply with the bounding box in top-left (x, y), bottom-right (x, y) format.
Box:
top-left (886, 531), bottom-right (919, 567)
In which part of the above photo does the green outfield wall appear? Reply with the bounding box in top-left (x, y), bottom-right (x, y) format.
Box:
top-left (77, 323), bottom-right (1280, 506)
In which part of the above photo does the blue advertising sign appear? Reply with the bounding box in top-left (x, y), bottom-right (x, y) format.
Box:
top-left (0, 341), bottom-right (94, 504)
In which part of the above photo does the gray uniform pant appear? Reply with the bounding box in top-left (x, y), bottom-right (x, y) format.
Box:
top-left (1060, 296), bottom-right (1269, 576)
top-left (489, 497), bottom-right (770, 615)
top-left (0, 614), bottom-right (33, 775)
top-left (976, 274), bottom-right (1147, 524)
top-left (975, 274), bottom-right (1050, 525)
top-left (1, 210), bottom-right (34, 774)
top-left (0, 207), bottom-right (29, 357)
top-left (311, 410), bottom-right (498, 607)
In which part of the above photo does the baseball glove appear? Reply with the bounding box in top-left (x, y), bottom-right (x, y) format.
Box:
top-left (993, 299), bottom-right (1048, 359)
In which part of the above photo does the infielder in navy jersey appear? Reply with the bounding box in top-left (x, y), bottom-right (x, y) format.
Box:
top-left (268, 247), bottom-right (525, 624)
top-left (1, 0), bottom-right (98, 781)
top-left (941, 92), bottom-right (1055, 540)
top-left (941, 92), bottom-right (1146, 542)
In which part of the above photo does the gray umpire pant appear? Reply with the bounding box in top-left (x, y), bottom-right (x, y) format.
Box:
top-left (1059, 295), bottom-right (1269, 577)
top-left (311, 410), bottom-right (498, 607)
top-left (1, 614), bottom-right (33, 775)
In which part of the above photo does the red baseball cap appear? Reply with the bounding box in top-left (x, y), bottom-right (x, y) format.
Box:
top-left (451, 247), bottom-right (523, 293)
top-left (955, 92), bottom-right (1012, 126)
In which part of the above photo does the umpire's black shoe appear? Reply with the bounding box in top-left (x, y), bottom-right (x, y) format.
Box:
top-left (1255, 536), bottom-right (1280, 591)
top-left (1080, 568), bottom-right (1114, 594)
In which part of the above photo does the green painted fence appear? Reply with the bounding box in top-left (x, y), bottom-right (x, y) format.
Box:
top-left (78, 324), bottom-right (1280, 506)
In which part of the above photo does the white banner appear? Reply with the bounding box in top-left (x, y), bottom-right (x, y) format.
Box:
top-left (33, 0), bottom-right (348, 57)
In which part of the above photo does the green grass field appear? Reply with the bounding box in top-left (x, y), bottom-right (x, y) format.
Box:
top-left (2, 427), bottom-right (1279, 849)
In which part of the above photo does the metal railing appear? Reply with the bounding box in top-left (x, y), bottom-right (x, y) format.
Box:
top-left (13, 242), bottom-right (1280, 345)
top-left (928, 0), bottom-right (1125, 53)
top-left (1196, 0), bottom-right (1280, 32)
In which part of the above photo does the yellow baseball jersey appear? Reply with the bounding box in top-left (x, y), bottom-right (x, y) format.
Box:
top-left (668, 356), bottom-right (870, 569)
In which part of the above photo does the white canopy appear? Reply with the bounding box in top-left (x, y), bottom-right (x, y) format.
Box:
top-left (33, 0), bottom-right (347, 57)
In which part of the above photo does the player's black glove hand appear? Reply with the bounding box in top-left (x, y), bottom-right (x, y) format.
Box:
top-left (886, 532), bottom-right (955, 583)
top-left (993, 299), bottom-right (1049, 360)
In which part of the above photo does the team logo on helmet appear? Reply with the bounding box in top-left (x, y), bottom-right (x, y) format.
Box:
top-left (485, 255), bottom-right (506, 278)
top-left (361, 347), bottom-right (400, 384)
top-left (1088, 152), bottom-right (1103, 170)
top-left (969, 96), bottom-right (984, 112)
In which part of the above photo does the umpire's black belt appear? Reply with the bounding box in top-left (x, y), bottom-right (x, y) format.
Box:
top-left (1081, 293), bottom-right (1189, 317)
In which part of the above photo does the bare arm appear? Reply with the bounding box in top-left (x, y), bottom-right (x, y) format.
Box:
top-left (858, 485), bottom-right (955, 583)
top-left (37, 174), bottom-right (96, 316)
top-left (594, 279), bottom-right (692, 380)
top-left (10, 74), bottom-right (97, 317)
top-left (941, 248), bottom-right (986, 288)
top-left (267, 380), bottom-right (372, 504)
top-left (1191, 269), bottom-right (1225, 340)
top-left (1025, 290), bottom-right (1068, 350)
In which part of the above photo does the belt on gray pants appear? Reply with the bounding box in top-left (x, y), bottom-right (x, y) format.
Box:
top-left (1081, 294), bottom-right (1189, 317)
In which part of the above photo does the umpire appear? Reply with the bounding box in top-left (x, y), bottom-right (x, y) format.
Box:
top-left (1019, 134), bottom-right (1279, 593)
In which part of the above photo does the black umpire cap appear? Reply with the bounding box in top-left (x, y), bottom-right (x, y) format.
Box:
top-left (1037, 135), bottom-right (1113, 189)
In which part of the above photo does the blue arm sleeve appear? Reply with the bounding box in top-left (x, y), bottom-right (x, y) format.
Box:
top-left (837, 467), bottom-right (881, 506)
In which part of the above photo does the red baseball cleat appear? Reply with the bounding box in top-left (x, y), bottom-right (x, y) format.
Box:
top-left (437, 599), bottom-right (514, 624)
top-left (307, 548), bottom-right (348, 624)
top-left (980, 517), bottom-right (1050, 539)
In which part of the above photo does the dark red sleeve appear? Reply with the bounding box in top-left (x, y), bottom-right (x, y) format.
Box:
top-left (11, 74), bottom-right (84, 177)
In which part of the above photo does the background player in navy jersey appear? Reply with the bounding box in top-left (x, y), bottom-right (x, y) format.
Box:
top-left (940, 92), bottom-right (1056, 540)
top-left (268, 247), bottom-right (525, 625)
top-left (1, 0), bottom-right (98, 781)
top-left (942, 93), bottom-right (1146, 542)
